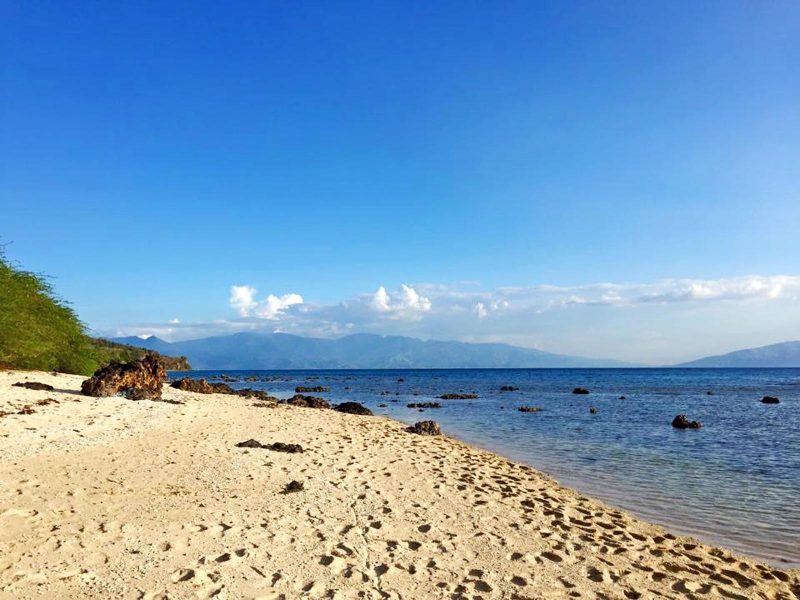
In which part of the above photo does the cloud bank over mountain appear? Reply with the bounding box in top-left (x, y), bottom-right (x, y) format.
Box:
top-left (105, 275), bottom-right (800, 365)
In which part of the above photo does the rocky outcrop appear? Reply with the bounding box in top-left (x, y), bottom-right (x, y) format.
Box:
top-left (407, 402), bottom-right (441, 409)
top-left (589, 407), bottom-right (598, 414)
top-left (81, 355), bottom-right (166, 400)
top-left (283, 394), bottom-right (331, 409)
top-left (13, 381), bottom-right (54, 391)
top-left (518, 406), bottom-right (542, 413)
top-left (334, 402), bottom-right (373, 416)
top-left (295, 386), bottom-right (329, 393)
top-left (439, 393), bottom-right (478, 400)
top-left (572, 387), bottom-right (590, 395)
top-left (761, 396), bottom-right (780, 404)
top-left (672, 415), bottom-right (702, 429)
top-left (408, 420), bottom-right (441, 435)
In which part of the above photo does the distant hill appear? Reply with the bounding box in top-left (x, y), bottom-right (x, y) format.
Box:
top-left (111, 332), bottom-right (638, 370)
top-left (676, 341), bottom-right (800, 368)
top-left (92, 338), bottom-right (191, 371)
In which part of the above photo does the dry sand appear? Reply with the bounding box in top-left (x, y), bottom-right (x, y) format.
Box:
top-left (1, 370), bottom-right (798, 600)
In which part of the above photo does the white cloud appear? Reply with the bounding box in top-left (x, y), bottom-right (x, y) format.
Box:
top-left (229, 285), bottom-right (258, 317)
top-left (474, 302), bottom-right (488, 319)
top-left (229, 285), bottom-right (303, 320)
top-left (366, 284), bottom-right (431, 319)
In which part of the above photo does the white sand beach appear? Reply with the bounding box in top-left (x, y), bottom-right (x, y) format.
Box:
top-left (1, 370), bottom-right (798, 599)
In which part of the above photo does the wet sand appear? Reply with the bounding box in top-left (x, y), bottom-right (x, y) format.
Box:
top-left (1, 370), bottom-right (798, 599)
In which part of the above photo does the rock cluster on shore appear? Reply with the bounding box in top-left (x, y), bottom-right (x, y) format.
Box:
top-left (81, 355), bottom-right (166, 400)
top-left (408, 420), bottom-right (441, 435)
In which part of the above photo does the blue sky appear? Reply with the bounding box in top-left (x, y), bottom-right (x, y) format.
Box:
top-left (2, 1), bottom-right (799, 363)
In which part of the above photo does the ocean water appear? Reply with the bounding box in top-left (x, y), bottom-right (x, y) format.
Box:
top-left (179, 368), bottom-right (800, 567)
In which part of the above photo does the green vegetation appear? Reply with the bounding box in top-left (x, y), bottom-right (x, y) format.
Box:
top-left (90, 338), bottom-right (191, 371)
top-left (0, 251), bottom-right (190, 374)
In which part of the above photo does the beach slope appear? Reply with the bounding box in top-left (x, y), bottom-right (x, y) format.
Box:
top-left (1, 371), bottom-right (797, 599)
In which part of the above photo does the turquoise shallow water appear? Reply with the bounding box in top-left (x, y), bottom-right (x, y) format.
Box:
top-left (179, 368), bottom-right (800, 567)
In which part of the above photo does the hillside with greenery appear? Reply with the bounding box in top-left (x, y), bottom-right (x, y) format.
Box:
top-left (0, 251), bottom-right (189, 374)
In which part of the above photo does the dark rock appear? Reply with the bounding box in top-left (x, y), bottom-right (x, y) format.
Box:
top-left (408, 420), bottom-right (441, 436)
top-left (378, 403), bottom-right (387, 407)
top-left (618, 396), bottom-right (626, 400)
top-left (500, 386), bottom-right (519, 392)
top-left (572, 387), bottom-right (590, 395)
top-left (334, 402), bottom-right (373, 416)
top-left (706, 391), bottom-right (714, 395)
top-left (589, 407), bottom-right (598, 414)
top-left (283, 394), bottom-right (331, 409)
top-left (295, 386), bottom-right (329, 393)
top-left (81, 355), bottom-right (166, 400)
top-left (282, 480), bottom-right (304, 493)
top-left (407, 402), bottom-right (441, 409)
top-left (672, 414), bottom-right (702, 429)
top-left (267, 442), bottom-right (304, 453)
top-left (439, 393), bottom-right (478, 400)
top-left (13, 381), bottom-right (54, 391)
top-left (761, 396), bottom-right (780, 404)
top-left (518, 406), bottom-right (542, 413)
top-left (397, 378), bottom-right (405, 383)
top-left (235, 439), bottom-right (263, 448)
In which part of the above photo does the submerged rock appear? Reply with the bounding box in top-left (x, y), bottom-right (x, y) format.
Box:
top-left (672, 414), bottom-right (702, 429)
top-left (761, 396), bottom-right (780, 404)
top-left (13, 381), bottom-right (54, 391)
top-left (518, 406), bottom-right (542, 413)
top-left (408, 420), bottom-right (441, 436)
top-left (407, 402), bottom-right (441, 409)
top-left (295, 386), bottom-right (329, 393)
top-left (500, 386), bottom-right (519, 392)
top-left (589, 406), bottom-right (598, 414)
top-left (334, 402), bottom-right (373, 416)
top-left (81, 355), bottom-right (166, 400)
top-left (572, 387), bottom-right (590, 395)
top-left (439, 393), bottom-right (478, 400)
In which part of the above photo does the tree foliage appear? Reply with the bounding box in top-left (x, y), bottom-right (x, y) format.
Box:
top-left (0, 251), bottom-right (101, 374)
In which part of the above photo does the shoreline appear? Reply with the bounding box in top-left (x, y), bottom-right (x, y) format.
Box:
top-left (1, 370), bottom-right (798, 599)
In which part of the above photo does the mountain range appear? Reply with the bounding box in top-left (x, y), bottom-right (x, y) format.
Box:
top-left (675, 340), bottom-right (800, 368)
top-left (109, 333), bottom-right (800, 369)
top-left (110, 332), bottom-right (637, 369)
